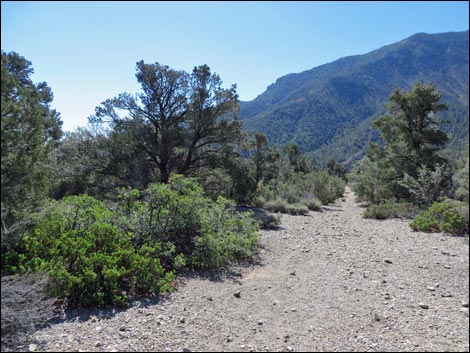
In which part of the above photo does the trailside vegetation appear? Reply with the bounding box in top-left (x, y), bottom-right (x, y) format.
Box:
top-left (349, 83), bottom-right (469, 235)
top-left (1, 51), bottom-right (346, 307)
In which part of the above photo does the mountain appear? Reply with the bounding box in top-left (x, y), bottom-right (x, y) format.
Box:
top-left (238, 30), bottom-right (469, 167)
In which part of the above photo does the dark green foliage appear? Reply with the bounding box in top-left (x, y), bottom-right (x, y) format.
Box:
top-left (398, 164), bottom-right (453, 207)
top-left (410, 199), bottom-right (469, 235)
top-left (372, 82), bottom-right (449, 175)
top-left (90, 62), bottom-right (241, 184)
top-left (326, 159), bottom-right (348, 180)
top-left (4, 177), bottom-right (259, 306)
top-left (239, 30), bottom-right (469, 167)
top-left (363, 202), bottom-right (419, 220)
top-left (349, 83), bottom-right (452, 205)
top-left (1, 51), bottom-right (63, 249)
top-left (283, 144), bottom-right (311, 174)
top-left (4, 195), bottom-right (174, 307)
top-left (250, 133), bottom-right (280, 183)
top-left (119, 175), bottom-right (260, 270)
top-left (348, 156), bottom-right (393, 203)
top-left (190, 197), bottom-right (259, 268)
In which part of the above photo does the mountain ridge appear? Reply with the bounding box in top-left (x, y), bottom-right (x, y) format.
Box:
top-left (239, 30), bottom-right (469, 166)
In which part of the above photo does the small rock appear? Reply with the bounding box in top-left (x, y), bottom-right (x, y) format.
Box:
top-left (234, 291), bottom-right (241, 298)
top-left (419, 303), bottom-right (429, 309)
top-left (441, 292), bottom-right (453, 298)
top-left (374, 313), bottom-right (380, 321)
top-left (286, 346), bottom-right (294, 352)
top-left (183, 349), bottom-right (191, 352)
top-left (291, 308), bottom-right (297, 312)
top-left (180, 317), bottom-right (186, 323)
top-left (443, 265), bottom-right (451, 269)
top-left (290, 271), bottom-right (296, 276)
top-left (258, 320), bottom-right (264, 325)
top-left (462, 301), bottom-right (469, 308)
top-left (95, 326), bottom-right (102, 332)
top-left (384, 259), bottom-right (393, 264)
top-left (426, 286), bottom-right (436, 291)
top-left (207, 296), bottom-right (213, 301)
top-left (28, 344), bottom-right (38, 352)
top-left (119, 326), bottom-right (127, 331)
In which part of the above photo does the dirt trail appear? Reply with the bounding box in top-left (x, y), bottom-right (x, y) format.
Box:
top-left (4, 187), bottom-right (469, 352)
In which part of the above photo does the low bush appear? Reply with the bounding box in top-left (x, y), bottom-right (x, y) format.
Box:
top-left (6, 195), bottom-right (174, 307)
top-left (301, 197), bottom-right (322, 212)
top-left (119, 175), bottom-right (260, 270)
top-left (410, 199), bottom-right (469, 235)
top-left (363, 202), bottom-right (419, 220)
top-left (285, 204), bottom-right (310, 215)
top-left (264, 198), bottom-right (288, 214)
top-left (255, 170), bottom-right (345, 215)
top-left (191, 197), bottom-right (259, 268)
top-left (4, 176), bottom-right (260, 307)
top-left (233, 206), bottom-right (281, 229)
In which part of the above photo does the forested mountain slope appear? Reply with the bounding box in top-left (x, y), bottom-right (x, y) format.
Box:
top-left (239, 30), bottom-right (469, 166)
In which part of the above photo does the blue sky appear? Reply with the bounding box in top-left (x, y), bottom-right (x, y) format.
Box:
top-left (2, 1), bottom-right (469, 132)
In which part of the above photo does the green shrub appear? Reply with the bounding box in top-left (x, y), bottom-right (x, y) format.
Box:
top-left (410, 199), bottom-right (469, 235)
top-left (363, 202), bottom-right (419, 220)
top-left (10, 195), bottom-right (174, 307)
top-left (119, 175), bottom-right (260, 270)
top-left (285, 204), bottom-right (310, 215)
top-left (6, 176), bottom-right (260, 306)
top-left (348, 157), bottom-right (395, 203)
top-left (301, 197), bottom-right (322, 212)
top-left (191, 197), bottom-right (259, 268)
top-left (305, 171), bottom-right (345, 205)
top-left (233, 206), bottom-right (281, 229)
top-left (255, 170), bottom-right (345, 215)
top-left (264, 198), bottom-right (289, 214)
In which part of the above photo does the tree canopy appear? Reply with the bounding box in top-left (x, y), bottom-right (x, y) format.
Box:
top-left (90, 61), bottom-right (241, 183)
top-left (1, 51), bottom-right (62, 240)
top-left (350, 82), bottom-right (452, 204)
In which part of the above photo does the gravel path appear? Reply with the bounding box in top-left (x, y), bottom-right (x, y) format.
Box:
top-left (4, 187), bottom-right (469, 352)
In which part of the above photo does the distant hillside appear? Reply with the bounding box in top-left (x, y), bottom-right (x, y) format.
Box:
top-left (239, 30), bottom-right (469, 167)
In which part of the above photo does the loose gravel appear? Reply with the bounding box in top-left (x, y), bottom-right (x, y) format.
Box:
top-left (2, 187), bottom-right (469, 352)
